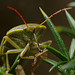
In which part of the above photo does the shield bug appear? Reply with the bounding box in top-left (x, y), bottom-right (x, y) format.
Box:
top-left (0, 7), bottom-right (71, 74)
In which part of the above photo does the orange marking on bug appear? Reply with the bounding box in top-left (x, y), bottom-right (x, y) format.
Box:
top-left (39, 7), bottom-right (72, 26)
top-left (8, 6), bottom-right (29, 29)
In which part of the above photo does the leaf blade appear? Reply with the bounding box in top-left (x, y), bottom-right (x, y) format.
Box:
top-left (45, 46), bottom-right (68, 61)
top-left (56, 26), bottom-right (75, 38)
top-left (68, 2), bottom-right (75, 7)
top-left (61, 58), bottom-right (75, 70)
top-left (69, 38), bottom-right (75, 59)
top-left (49, 61), bottom-right (67, 72)
top-left (39, 8), bottom-right (69, 59)
top-left (65, 10), bottom-right (75, 31)
top-left (43, 59), bottom-right (57, 65)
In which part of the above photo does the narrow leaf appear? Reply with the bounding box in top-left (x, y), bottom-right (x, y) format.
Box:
top-left (45, 46), bottom-right (68, 61)
top-left (57, 68), bottom-right (66, 75)
top-left (56, 26), bottom-right (75, 59)
top-left (56, 26), bottom-right (75, 38)
top-left (68, 2), bottom-right (75, 7)
top-left (69, 38), bottom-right (75, 59)
top-left (8, 54), bottom-right (20, 73)
top-left (65, 10), bottom-right (75, 31)
top-left (8, 60), bottom-right (20, 73)
top-left (49, 61), bottom-right (67, 72)
top-left (61, 58), bottom-right (75, 70)
top-left (39, 8), bottom-right (69, 59)
top-left (43, 59), bottom-right (57, 65)
top-left (70, 70), bottom-right (75, 75)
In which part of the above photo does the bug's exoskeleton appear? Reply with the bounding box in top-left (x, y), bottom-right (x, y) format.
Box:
top-left (0, 6), bottom-right (71, 75)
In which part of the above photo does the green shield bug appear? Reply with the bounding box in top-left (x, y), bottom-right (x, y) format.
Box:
top-left (0, 6), bottom-right (71, 74)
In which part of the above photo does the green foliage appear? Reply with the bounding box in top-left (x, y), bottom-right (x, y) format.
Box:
top-left (56, 26), bottom-right (75, 38)
top-left (69, 38), bottom-right (75, 59)
top-left (8, 54), bottom-right (20, 73)
top-left (61, 58), bottom-right (75, 70)
top-left (40, 6), bottom-right (75, 75)
top-left (43, 59), bottom-right (57, 65)
top-left (68, 2), bottom-right (75, 7)
top-left (0, 66), bottom-right (13, 75)
top-left (45, 46), bottom-right (68, 61)
top-left (49, 61), bottom-right (66, 72)
top-left (65, 10), bottom-right (75, 30)
top-left (65, 10), bottom-right (75, 60)
top-left (39, 8), bottom-right (69, 59)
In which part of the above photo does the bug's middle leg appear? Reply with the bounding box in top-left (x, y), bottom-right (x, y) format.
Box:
top-left (20, 48), bottom-right (48, 64)
top-left (20, 48), bottom-right (48, 75)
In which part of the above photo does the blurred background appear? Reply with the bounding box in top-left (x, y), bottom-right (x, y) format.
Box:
top-left (0, 0), bottom-right (75, 75)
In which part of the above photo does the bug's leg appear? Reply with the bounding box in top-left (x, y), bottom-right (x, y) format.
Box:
top-left (38, 40), bottom-right (52, 59)
top-left (6, 43), bottom-right (30, 73)
top-left (0, 37), bottom-right (6, 52)
top-left (0, 36), bottom-right (20, 65)
top-left (20, 43), bottom-right (30, 58)
top-left (0, 37), bottom-right (8, 64)
top-left (33, 33), bottom-right (42, 52)
top-left (2, 36), bottom-right (20, 49)
top-left (33, 40), bottom-right (52, 49)
top-left (6, 49), bottom-right (23, 72)
top-left (31, 60), bottom-right (42, 75)
top-left (0, 38), bottom-right (5, 62)
top-left (21, 49), bottom-right (48, 74)
top-left (20, 48), bottom-right (48, 64)
top-left (39, 40), bottom-right (52, 47)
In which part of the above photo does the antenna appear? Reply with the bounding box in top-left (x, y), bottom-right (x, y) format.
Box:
top-left (39, 7), bottom-right (71, 25)
top-left (8, 6), bottom-right (29, 29)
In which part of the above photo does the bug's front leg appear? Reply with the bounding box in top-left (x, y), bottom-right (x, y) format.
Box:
top-left (33, 32), bottom-right (52, 51)
top-left (1, 36), bottom-right (20, 50)
top-left (0, 36), bottom-right (21, 58)
top-left (39, 40), bottom-right (52, 47)
top-left (32, 40), bottom-right (52, 49)
top-left (0, 36), bottom-right (21, 67)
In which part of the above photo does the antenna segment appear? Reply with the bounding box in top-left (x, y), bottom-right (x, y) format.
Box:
top-left (39, 8), bottom-right (71, 25)
top-left (8, 6), bottom-right (29, 29)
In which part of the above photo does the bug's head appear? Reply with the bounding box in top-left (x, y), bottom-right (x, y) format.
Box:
top-left (22, 23), bottom-right (46, 40)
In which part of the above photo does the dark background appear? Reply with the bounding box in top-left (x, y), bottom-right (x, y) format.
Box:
top-left (0, 0), bottom-right (75, 75)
